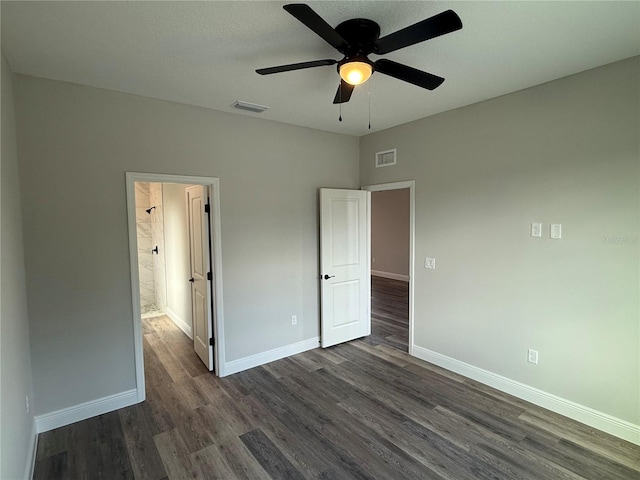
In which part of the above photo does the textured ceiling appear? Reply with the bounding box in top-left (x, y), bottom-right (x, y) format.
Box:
top-left (2, 1), bottom-right (639, 137)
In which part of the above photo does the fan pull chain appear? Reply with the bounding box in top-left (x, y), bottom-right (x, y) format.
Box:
top-left (368, 83), bottom-right (371, 130)
top-left (339, 83), bottom-right (343, 122)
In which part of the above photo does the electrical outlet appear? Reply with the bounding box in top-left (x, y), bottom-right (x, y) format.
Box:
top-left (550, 224), bottom-right (562, 239)
top-left (528, 348), bottom-right (539, 365)
top-left (425, 257), bottom-right (436, 269)
top-left (26, 395), bottom-right (30, 414)
top-left (291, 315), bottom-right (297, 326)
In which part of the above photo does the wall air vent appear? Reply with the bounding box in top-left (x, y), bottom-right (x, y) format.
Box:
top-left (231, 100), bottom-right (269, 113)
top-left (375, 149), bottom-right (397, 168)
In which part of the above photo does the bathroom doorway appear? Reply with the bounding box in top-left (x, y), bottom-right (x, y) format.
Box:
top-left (126, 172), bottom-right (224, 402)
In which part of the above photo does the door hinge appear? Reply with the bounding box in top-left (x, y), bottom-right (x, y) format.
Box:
top-left (209, 338), bottom-right (215, 346)
top-left (207, 271), bottom-right (212, 281)
top-left (205, 203), bottom-right (210, 213)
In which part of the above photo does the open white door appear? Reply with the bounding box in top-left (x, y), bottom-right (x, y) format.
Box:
top-left (320, 188), bottom-right (371, 348)
top-left (186, 185), bottom-right (214, 370)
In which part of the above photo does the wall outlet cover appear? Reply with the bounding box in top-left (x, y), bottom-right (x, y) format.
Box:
top-left (531, 223), bottom-right (542, 238)
top-left (528, 348), bottom-right (539, 365)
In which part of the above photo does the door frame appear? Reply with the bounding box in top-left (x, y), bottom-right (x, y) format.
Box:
top-left (125, 172), bottom-right (225, 402)
top-left (361, 181), bottom-right (415, 355)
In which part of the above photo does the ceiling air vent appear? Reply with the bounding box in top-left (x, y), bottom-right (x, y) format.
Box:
top-left (375, 149), bottom-right (397, 168)
top-left (231, 100), bottom-right (269, 113)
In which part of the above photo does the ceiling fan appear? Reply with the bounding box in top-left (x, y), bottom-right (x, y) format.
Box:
top-left (256, 3), bottom-right (463, 104)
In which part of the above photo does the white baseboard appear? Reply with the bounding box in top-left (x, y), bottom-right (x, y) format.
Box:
top-left (412, 345), bottom-right (640, 445)
top-left (35, 389), bottom-right (139, 434)
top-left (166, 306), bottom-right (192, 339)
top-left (371, 270), bottom-right (409, 282)
top-left (24, 417), bottom-right (37, 480)
top-left (223, 337), bottom-right (320, 377)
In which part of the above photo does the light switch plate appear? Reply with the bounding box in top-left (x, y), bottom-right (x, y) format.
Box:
top-left (425, 257), bottom-right (436, 269)
top-left (550, 224), bottom-right (562, 239)
top-left (531, 223), bottom-right (542, 238)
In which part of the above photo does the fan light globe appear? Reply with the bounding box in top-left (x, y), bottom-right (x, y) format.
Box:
top-left (339, 61), bottom-right (372, 86)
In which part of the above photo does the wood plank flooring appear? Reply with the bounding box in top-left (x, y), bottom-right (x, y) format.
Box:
top-left (370, 276), bottom-right (409, 352)
top-left (33, 312), bottom-right (639, 479)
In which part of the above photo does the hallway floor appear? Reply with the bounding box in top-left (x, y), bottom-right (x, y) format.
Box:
top-left (370, 275), bottom-right (409, 352)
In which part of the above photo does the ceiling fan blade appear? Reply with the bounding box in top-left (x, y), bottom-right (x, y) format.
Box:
top-left (256, 59), bottom-right (337, 75)
top-left (374, 59), bottom-right (444, 90)
top-left (333, 80), bottom-right (354, 104)
top-left (283, 4), bottom-right (348, 51)
top-left (374, 10), bottom-right (462, 54)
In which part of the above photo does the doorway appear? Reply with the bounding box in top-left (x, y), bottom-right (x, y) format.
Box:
top-left (126, 173), bottom-right (225, 403)
top-left (362, 181), bottom-right (415, 354)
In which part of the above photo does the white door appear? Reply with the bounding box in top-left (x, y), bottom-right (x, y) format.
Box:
top-left (186, 185), bottom-right (214, 370)
top-left (320, 188), bottom-right (371, 348)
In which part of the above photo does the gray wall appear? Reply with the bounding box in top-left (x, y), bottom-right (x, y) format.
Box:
top-left (1, 53), bottom-right (35, 479)
top-left (360, 57), bottom-right (639, 424)
top-left (371, 189), bottom-right (410, 277)
top-left (163, 183), bottom-right (193, 331)
top-left (14, 75), bottom-right (359, 415)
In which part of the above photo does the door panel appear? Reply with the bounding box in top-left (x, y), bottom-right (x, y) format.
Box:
top-left (187, 185), bottom-right (214, 370)
top-left (331, 280), bottom-right (360, 327)
top-left (320, 188), bottom-right (370, 348)
top-left (331, 198), bottom-right (360, 266)
top-left (193, 289), bottom-right (207, 349)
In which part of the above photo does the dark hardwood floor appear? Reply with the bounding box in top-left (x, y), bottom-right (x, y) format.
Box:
top-left (370, 275), bottom-right (409, 352)
top-left (33, 305), bottom-right (639, 479)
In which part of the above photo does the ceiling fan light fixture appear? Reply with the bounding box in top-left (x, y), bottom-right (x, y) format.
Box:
top-left (259, 4), bottom-right (463, 104)
top-left (339, 61), bottom-right (373, 86)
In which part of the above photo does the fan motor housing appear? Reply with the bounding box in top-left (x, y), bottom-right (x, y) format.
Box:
top-left (335, 18), bottom-right (380, 56)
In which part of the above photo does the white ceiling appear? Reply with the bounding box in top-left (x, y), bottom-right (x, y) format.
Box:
top-left (2, 1), bottom-right (639, 137)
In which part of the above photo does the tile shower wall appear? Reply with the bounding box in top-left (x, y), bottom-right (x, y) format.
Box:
top-left (134, 181), bottom-right (167, 317)
top-left (150, 183), bottom-right (167, 312)
top-left (135, 182), bottom-right (155, 309)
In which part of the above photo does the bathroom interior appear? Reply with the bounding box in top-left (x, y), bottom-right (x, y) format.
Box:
top-left (134, 181), bottom-right (198, 338)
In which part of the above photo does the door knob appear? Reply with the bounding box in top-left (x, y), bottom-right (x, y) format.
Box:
top-left (189, 277), bottom-right (195, 283)
top-left (323, 274), bottom-right (335, 280)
